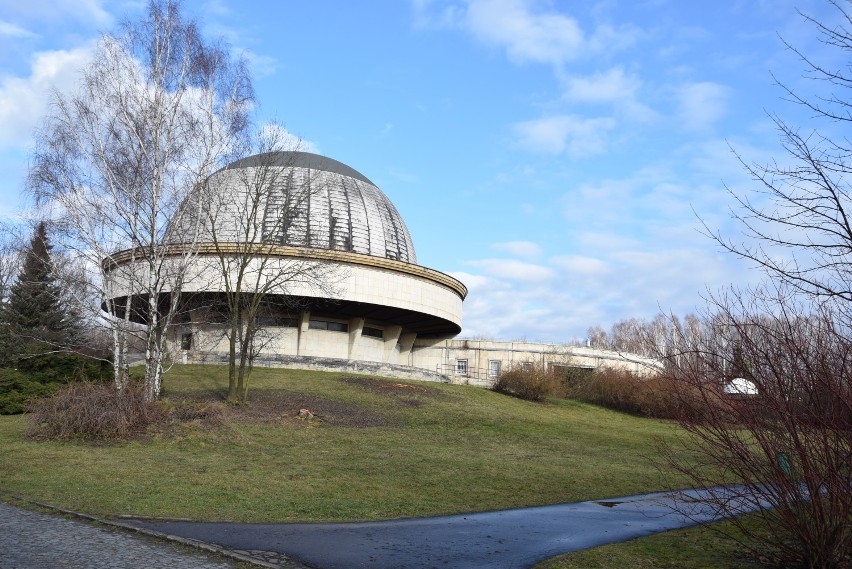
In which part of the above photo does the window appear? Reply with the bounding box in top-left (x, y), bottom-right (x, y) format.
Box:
top-left (180, 333), bottom-right (193, 350)
top-left (309, 319), bottom-right (348, 333)
top-left (488, 360), bottom-right (501, 378)
top-left (522, 362), bottom-right (533, 372)
top-left (256, 316), bottom-right (298, 327)
top-left (456, 359), bottom-right (468, 375)
top-left (362, 326), bottom-right (383, 338)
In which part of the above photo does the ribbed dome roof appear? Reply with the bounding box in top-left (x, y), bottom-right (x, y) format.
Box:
top-left (185, 151), bottom-right (417, 263)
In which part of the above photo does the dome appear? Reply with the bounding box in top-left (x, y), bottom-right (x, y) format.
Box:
top-left (187, 151), bottom-right (417, 264)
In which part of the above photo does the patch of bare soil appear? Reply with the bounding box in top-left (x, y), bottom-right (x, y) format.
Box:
top-left (166, 389), bottom-right (395, 428)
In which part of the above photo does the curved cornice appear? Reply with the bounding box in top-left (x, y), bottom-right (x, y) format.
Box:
top-left (103, 243), bottom-right (468, 300)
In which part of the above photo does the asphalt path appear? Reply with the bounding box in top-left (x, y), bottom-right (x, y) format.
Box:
top-left (124, 487), bottom-right (764, 569)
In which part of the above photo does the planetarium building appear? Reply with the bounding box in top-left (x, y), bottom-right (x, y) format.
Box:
top-left (105, 151), bottom-right (658, 383)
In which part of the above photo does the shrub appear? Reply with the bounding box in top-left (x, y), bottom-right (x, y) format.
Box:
top-left (491, 364), bottom-right (558, 401)
top-left (15, 349), bottom-right (112, 385)
top-left (565, 368), bottom-right (685, 419)
top-left (26, 381), bottom-right (152, 440)
top-left (0, 352), bottom-right (113, 415)
top-left (0, 368), bottom-right (58, 414)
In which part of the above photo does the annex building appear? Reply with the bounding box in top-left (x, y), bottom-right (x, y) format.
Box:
top-left (105, 151), bottom-right (658, 385)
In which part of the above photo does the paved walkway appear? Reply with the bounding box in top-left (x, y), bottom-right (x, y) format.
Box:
top-left (0, 502), bottom-right (240, 569)
top-left (0, 487), bottom-right (763, 569)
top-left (125, 487), bottom-right (763, 569)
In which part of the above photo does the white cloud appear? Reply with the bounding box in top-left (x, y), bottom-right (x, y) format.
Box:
top-left (562, 67), bottom-right (639, 103)
top-left (468, 258), bottom-right (554, 282)
top-left (0, 21), bottom-right (37, 38)
top-left (676, 81), bottom-right (729, 131)
top-left (492, 240), bottom-right (541, 258)
top-left (414, 0), bottom-right (640, 66)
top-left (2, 0), bottom-right (112, 28)
top-left (550, 255), bottom-right (611, 277)
top-left (258, 123), bottom-right (320, 154)
top-left (455, 243), bottom-right (756, 343)
top-left (465, 0), bottom-right (584, 65)
top-left (0, 45), bottom-right (94, 150)
top-left (242, 49), bottom-right (278, 77)
top-left (514, 114), bottom-right (616, 155)
top-left (559, 67), bottom-right (656, 123)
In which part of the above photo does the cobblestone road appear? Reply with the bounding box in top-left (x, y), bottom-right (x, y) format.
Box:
top-left (0, 502), bottom-right (240, 569)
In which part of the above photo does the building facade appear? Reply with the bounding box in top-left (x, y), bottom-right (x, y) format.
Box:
top-left (104, 151), bottom-right (660, 384)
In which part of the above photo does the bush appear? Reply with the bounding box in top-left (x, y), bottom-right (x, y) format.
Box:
top-left (26, 381), bottom-right (153, 440)
top-left (0, 352), bottom-right (112, 415)
top-left (491, 364), bottom-right (558, 401)
top-left (15, 348), bottom-right (112, 385)
top-left (0, 368), bottom-right (58, 414)
top-left (565, 368), bottom-right (685, 419)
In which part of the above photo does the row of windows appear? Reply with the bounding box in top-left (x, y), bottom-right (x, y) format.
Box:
top-left (255, 318), bottom-right (385, 339)
top-left (455, 360), bottom-right (535, 377)
top-left (456, 359), bottom-right (505, 377)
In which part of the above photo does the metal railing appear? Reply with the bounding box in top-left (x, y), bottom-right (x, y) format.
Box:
top-left (435, 363), bottom-right (498, 382)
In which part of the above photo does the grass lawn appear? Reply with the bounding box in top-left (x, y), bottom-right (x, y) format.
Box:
top-left (534, 514), bottom-right (774, 569)
top-left (0, 365), bottom-right (695, 523)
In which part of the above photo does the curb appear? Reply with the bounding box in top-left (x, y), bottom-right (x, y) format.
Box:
top-left (0, 491), bottom-right (312, 569)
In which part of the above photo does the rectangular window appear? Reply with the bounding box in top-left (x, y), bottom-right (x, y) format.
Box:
top-left (180, 333), bottom-right (193, 350)
top-left (362, 326), bottom-right (384, 338)
top-left (309, 319), bottom-right (348, 332)
top-left (522, 362), bottom-right (533, 372)
top-left (456, 359), bottom-right (468, 375)
top-left (488, 360), bottom-right (501, 378)
top-left (256, 316), bottom-right (298, 327)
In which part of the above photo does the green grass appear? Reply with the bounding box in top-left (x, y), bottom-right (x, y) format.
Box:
top-left (0, 365), bottom-right (694, 522)
top-left (534, 515), bottom-right (773, 569)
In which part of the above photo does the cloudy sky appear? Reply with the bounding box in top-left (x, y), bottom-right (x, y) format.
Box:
top-left (0, 0), bottom-right (843, 342)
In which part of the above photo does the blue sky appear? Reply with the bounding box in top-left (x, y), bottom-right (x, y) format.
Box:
top-left (0, 0), bottom-right (842, 342)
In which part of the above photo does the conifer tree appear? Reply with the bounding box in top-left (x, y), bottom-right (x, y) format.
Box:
top-left (0, 223), bottom-right (75, 364)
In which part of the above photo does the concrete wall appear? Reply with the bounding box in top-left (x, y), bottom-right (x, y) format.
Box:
top-left (169, 317), bottom-right (661, 387)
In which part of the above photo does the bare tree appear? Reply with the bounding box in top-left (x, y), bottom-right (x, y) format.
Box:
top-left (28, 0), bottom-right (252, 401)
top-left (0, 225), bottom-right (22, 308)
top-left (586, 324), bottom-right (609, 349)
top-left (662, 287), bottom-right (851, 569)
top-left (707, 2), bottom-right (852, 324)
top-left (662, 4), bottom-right (852, 565)
top-left (186, 131), bottom-right (340, 403)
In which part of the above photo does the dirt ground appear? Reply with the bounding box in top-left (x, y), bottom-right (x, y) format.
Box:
top-left (165, 376), bottom-right (440, 429)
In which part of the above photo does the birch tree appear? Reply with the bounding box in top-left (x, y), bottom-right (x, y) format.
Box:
top-left (28, 0), bottom-right (252, 401)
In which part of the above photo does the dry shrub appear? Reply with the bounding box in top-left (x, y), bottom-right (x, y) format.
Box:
top-left (491, 364), bottom-right (558, 402)
top-left (565, 368), bottom-right (685, 419)
top-left (26, 381), bottom-right (153, 440)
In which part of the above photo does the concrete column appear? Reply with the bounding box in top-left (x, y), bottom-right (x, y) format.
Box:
top-left (348, 317), bottom-right (365, 359)
top-left (382, 325), bottom-right (402, 362)
top-left (297, 311), bottom-right (310, 356)
top-left (397, 332), bottom-right (417, 366)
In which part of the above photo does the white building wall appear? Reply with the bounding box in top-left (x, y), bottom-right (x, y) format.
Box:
top-left (169, 319), bottom-right (661, 387)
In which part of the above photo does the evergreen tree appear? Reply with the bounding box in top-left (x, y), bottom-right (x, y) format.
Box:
top-left (0, 223), bottom-right (76, 365)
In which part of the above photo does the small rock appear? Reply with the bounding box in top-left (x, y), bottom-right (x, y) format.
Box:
top-left (297, 408), bottom-right (315, 419)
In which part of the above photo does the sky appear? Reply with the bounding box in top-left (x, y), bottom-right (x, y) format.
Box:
top-left (0, 0), bottom-right (845, 343)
